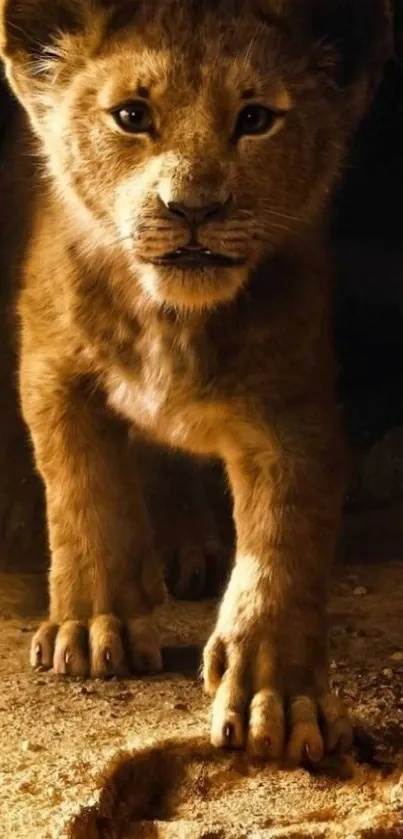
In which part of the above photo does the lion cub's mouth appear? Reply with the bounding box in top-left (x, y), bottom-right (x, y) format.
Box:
top-left (149, 246), bottom-right (245, 269)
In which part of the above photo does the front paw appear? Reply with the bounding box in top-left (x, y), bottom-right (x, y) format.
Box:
top-left (31, 614), bottom-right (162, 678)
top-left (203, 595), bottom-right (352, 763)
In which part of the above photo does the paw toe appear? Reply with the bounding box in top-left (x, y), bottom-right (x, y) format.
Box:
top-left (320, 694), bottom-right (353, 754)
top-left (53, 621), bottom-right (89, 678)
top-left (90, 615), bottom-right (128, 678)
top-left (287, 696), bottom-right (324, 764)
top-left (203, 635), bottom-right (226, 695)
top-left (30, 622), bottom-right (58, 670)
top-left (211, 707), bottom-right (245, 750)
top-left (125, 616), bottom-right (162, 673)
top-left (247, 689), bottom-right (285, 760)
top-left (210, 650), bottom-right (249, 750)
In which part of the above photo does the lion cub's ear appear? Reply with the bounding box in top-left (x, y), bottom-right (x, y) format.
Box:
top-left (0, 0), bottom-right (102, 116)
top-left (302, 0), bottom-right (392, 91)
top-left (0, 0), bottom-right (139, 64)
top-left (0, 0), bottom-right (88, 62)
top-left (262, 0), bottom-right (393, 119)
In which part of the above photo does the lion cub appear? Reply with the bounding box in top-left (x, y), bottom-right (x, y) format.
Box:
top-left (0, 0), bottom-right (390, 761)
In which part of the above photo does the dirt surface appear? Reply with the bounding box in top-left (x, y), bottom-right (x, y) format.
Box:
top-left (1, 561), bottom-right (403, 839)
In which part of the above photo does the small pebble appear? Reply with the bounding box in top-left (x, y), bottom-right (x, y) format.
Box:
top-left (390, 651), bottom-right (403, 662)
top-left (390, 779), bottom-right (403, 808)
top-left (18, 781), bottom-right (37, 794)
top-left (173, 702), bottom-right (189, 712)
top-left (382, 669), bottom-right (394, 678)
top-left (21, 740), bottom-right (43, 753)
top-left (47, 787), bottom-right (61, 803)
top-left (113, 691), bottom-right (133, 701)
top-left (353, 586), bottom-right (369, 596)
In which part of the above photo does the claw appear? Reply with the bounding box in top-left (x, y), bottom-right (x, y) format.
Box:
top-left (224, 723), bottom-right (234, 744)
top-left (304, 740), bottom-right (323, 764)
top-left (34, 644), bottom-right (42, 666)
top-left (103, 647), bottom-right (112, 667)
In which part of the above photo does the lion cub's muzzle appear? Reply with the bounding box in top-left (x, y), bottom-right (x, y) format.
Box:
top-left (138, 194), bottom-right (247, 268)
top-left (149, 246), bottom-right (245, 269)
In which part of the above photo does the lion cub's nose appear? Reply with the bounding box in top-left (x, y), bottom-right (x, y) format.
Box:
top-left (166, 201), bottom-right (227, 227)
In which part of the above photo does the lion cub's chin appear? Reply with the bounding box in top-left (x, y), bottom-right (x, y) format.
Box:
top-left (137, 263), bottom-right (249, 312)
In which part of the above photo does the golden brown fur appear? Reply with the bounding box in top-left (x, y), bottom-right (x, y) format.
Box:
top-left (0, 0), bottom-right (391, 760)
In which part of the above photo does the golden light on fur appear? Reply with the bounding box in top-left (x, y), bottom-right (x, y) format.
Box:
top-left (0, 0), bottom-right (392, 762)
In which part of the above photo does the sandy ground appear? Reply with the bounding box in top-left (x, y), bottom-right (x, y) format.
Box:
top-left (1, 553), bottom-right (403, 839)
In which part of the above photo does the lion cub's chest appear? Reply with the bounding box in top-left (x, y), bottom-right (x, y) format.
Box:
top-left (106, 327), bottom-right (221, 454)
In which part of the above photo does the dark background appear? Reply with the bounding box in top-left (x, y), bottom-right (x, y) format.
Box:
top-left (332, 0), bottom-right (403, 448)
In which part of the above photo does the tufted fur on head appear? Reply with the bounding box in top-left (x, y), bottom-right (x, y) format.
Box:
top-left (0, 0), bottom-right (392, 110)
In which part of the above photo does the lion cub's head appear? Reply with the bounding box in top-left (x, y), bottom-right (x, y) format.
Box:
top-left (0, 0), bottom-right (391, 312)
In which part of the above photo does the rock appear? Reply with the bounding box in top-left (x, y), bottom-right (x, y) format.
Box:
top-left (390, 778), bottom-right (403, 809)
top-left (390, 651), bottom-right (403, 662)
top-left (353, 586), bottom-right (369, 596)
top-left (21, 740), bottom-right (43, 753)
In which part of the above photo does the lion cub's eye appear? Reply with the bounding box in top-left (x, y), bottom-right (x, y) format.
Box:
top-left (111, 101), bottom-right (154, 134)
top-left (235, 105), bottom-right (282, 138)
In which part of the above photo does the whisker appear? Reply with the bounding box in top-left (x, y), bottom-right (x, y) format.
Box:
top-left (265, 209), bottom-right (305, 223)
top-left (237, 207), bottom-right (305, 224)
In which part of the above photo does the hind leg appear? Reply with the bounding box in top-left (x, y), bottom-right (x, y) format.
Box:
top-left (138, 444), bottom-right (234, 600)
